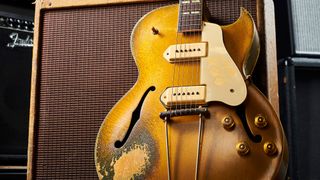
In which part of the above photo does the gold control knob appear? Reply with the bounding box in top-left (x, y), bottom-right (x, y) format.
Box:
top-left (264, 142), bottom-right (278, 156)
top-left (254, 114), bottom-right (268, 128)
top-left (236, 142), bottom-right (250, 156)
top-left (222, 116), bottom-right (235, 130)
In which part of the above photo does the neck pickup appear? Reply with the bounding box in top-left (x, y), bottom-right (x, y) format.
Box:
top-left (163, 42), bottom-right (207, 63)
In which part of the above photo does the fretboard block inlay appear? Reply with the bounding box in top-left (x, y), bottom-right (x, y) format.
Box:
top-left (178, 0), bottom-right (203, 32)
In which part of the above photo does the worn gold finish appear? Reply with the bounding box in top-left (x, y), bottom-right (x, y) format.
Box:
top-left (94, 4), bottom-right (288, 179)
top-left (222, 116), bottom-right (235, 130)
top-left (236, 142), bottom-right (250, 156)
top-left (264, 142), bottom-right (278, 156)
top-left (254, 114), bottom-right (268, 128)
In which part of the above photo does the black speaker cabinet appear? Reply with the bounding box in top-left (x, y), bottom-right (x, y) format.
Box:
top-left (0, 5), bottom-right (34, 165)
top-left (28, 0), bottom-right (280, 179)
top-left (0, 4), bottom-right (34, 179)
top-left (279, 57), bottom-right (320, 180)
top-left (276, 1), bottom-right (320, 178)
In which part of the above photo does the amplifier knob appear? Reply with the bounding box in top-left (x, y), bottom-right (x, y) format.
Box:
top-left (6, 18), bottom-right (13, 27)
top-left (0, 17), bottom-right (5, 26)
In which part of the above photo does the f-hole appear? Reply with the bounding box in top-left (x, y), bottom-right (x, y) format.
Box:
top-left (114, 86), bottom-right (156, 148)
top-left (236, 105), bottom-right (262, 143)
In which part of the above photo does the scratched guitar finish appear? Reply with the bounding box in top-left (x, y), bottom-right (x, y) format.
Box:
top-left (95, 1), bottom-right (288, 179)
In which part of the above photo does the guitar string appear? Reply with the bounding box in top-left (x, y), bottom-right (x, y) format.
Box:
top-left (166, 0), bottom-right (190, 178)
top-left (178, 0), bottom-right (184, 118)
top-left (184, 0), bottom-right (190, 113)
top-left (188, 0), bottom-right (197, 177)
top-left (191, 0), bottom-right (196, 178)
top-left (194, 1), bottom-right (204, 179)
top-left (176, 2), bottom-right (186, 178)
top-left (182, 0), bottom-right (190, 113)
top-left (189, 0), bottom-right (195, 124)
top-left (166, 0), bottom-right (204, 178)
top-left (192, 1), bottom-right (198, 179)
top-left (165, 0), bottom-right (186, 178)
top-left (185, 0), bottom-right (203, 179)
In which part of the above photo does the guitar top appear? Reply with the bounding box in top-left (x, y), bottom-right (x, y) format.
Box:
top-left (95, 0), bottom-right (288, 179)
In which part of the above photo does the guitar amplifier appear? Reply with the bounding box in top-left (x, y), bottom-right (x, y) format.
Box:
top-left (275, 0), bottom-right (320, 58)
top-left (28, 0), bottom-right (280, 179)
top-left (0, 4), bottom-right (33, 177)
top-left (279, 58), bottom-right (320, 180)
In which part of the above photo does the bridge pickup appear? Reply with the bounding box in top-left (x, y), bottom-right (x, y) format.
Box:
top-left (163, 42), bottom-right (207, 62)
top-left (160, 85), bottom-right (206, 108)
top-left (160, 107), bottom-right (208, 120)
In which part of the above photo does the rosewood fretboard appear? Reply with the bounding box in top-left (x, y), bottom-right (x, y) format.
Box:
top-left (178, 0), bottom-right (203, 32)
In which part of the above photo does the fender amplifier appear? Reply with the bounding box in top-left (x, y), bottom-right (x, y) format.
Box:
top-left (0, 4), bottom-right (33, 178)
top-left (0, 6), bottom-right (33, 166)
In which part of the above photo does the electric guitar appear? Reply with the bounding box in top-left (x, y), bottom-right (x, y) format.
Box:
top-left (95, 0), bottom-right (288, 179)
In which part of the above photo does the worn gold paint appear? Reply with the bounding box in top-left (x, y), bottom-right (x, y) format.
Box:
top-left (95, 4), bottom-right (288, 179)
top-left (112, 144), bottom-right (150, 179)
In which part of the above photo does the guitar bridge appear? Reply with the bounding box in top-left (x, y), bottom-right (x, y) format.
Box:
top-left (160, 107), bottom-right (208, 120)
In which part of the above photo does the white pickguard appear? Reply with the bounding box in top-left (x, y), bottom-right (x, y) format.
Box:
top-left (201, 22), bottom-right (247, 106)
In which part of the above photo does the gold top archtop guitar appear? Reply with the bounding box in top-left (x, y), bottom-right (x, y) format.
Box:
top-left (95, 0), bottom-right (288, 179)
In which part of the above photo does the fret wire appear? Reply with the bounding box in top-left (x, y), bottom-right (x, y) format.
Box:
top-left (179, 27), bottom-right (202, 30)
top-left (181, 12), bottom-right (201, 15)
top-left (180, 17), bottom-right (202, 23)
top-left (180, 12), bottom-right (202, 15)
top-left (179, 21), bottom-right (202, 24)
top-left (181, 8), bottom-right (201, 11)
top-left (179, 24), bottom-right (202, 26)
top-left (179, 15), bottom-right (202, 20)
top-left (180, 24), bottom-right (202, 26)
top-left (180, 9), bottom-right (202, 11)
top-left (181, 4), bottom-right (201, 7)
top-left (179, 23), bottom-right (202, 25)
top-left (180, 15), bottom-right (202, 18)
top-left (180, 24), bottom-right (202, 27)
top-left (178, 0), bottom-right (203, 32)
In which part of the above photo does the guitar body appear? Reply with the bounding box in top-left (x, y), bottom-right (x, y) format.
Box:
top-left (95, 4), bottom-right (288, 180)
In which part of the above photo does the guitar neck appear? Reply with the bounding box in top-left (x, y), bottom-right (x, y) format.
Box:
top-left (178, 0), bottom-right (204, 33)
